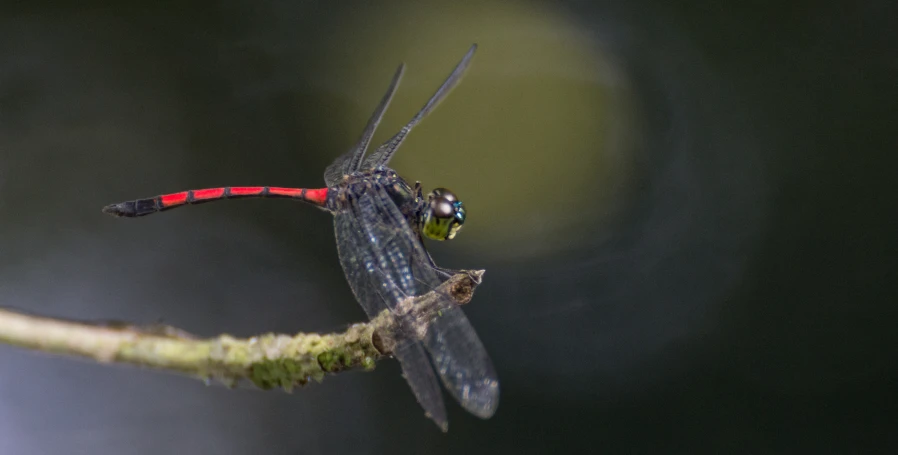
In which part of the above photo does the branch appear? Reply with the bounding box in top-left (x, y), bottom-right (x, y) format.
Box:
top-left (0, 270), bottom-right (483, 391)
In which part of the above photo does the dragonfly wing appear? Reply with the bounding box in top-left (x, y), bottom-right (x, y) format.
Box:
top-left (422, 305), bottom-right (499, 419)
top-left (362, 44), bottom-right (477, 169)
top-left (334, 210), bottom-right (391, 318)
top-left (366, 185), bottom-right (499, 419)
top-left (393, 342), bottom-right (449, 431)
top-left (324, 63), bottom-right (405, 186)
top-left (333, 195), bottom-right (448, 429)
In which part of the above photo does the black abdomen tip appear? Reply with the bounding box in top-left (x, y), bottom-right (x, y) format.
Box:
top-left (102, 202), bottom-right (134, 217)
top-left (102, 199), bottom-right (158, 217)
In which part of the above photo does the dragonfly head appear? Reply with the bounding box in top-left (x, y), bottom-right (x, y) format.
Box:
top-left (422, 188), bottom-right (466, 241)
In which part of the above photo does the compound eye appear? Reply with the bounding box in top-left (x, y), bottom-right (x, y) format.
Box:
top-left (430, 188), bottom-right (458, 203)
top-left (431, 198), bottom-right (455, 219)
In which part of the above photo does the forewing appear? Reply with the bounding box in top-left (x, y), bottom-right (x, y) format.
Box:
top-left (394, 342), bottom-right (448, 431)
top-left (333, 193), bottom-right (447, 429)
top-left (334, 209), bottom-right (391, 318)
top-left (361, 44), bottom-right (477, 169)
top-left (324, 64), bottom-right (405, 186)
top-left (422, 305), bottom-right (499, 419)
top-left (367, 185), bottom-right (499, 419)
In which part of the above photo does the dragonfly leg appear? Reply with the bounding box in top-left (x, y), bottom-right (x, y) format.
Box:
top-left (434, 266), bottom-right (463, 280)
top-left (420, 243), bottom-right (463, 280)
top-left (414, 181), bottom-right (424, 202)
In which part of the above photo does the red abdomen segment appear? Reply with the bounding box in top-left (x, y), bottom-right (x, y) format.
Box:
top-left (102, 186), bottom-right (329, 217)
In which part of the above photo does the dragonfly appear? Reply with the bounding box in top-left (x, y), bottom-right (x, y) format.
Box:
top-left (102, 44), bottom-right (498, 431)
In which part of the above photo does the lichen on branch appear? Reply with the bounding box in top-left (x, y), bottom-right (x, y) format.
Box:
top-left (0, 270), bottom-right (484, 391)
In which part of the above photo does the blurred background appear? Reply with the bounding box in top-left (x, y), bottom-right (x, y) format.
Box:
top-left (1, 0), bottom-right (896, 453)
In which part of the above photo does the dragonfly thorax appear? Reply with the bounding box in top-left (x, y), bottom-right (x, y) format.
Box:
top-left (328, 167), bottom-right (418, 217)
top-left (328, 169), bottom-right (465, 242)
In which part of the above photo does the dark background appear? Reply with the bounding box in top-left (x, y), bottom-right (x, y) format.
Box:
top-left (1, 0), bottom-right (896, 453)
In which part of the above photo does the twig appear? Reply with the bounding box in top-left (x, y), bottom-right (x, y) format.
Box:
top-left (0, 270), bottom-right (483, 391)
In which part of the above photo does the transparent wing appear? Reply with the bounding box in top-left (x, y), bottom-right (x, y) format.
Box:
top-left (334, 209), bottom-right (392, 318)
top-left (394, 342), bottom-right (449, 431)
top-left (333, 195), bottom-right (447, 429)
top-left (324, 64), bottom-right (405, 186)
top-left (421, 304), bottom-right (498, 418)
top-left (336, 190), bottom-right (415, 314)
top-left (361, 44), bottom-right (478, 169)
top-left (367, 185), bottom-right (499, 419)
top-left (333, 183), bottom-right (498, 427)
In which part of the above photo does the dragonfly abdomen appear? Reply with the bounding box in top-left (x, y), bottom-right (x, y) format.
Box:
top-left (102, 186), bottom-right (329, 217)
